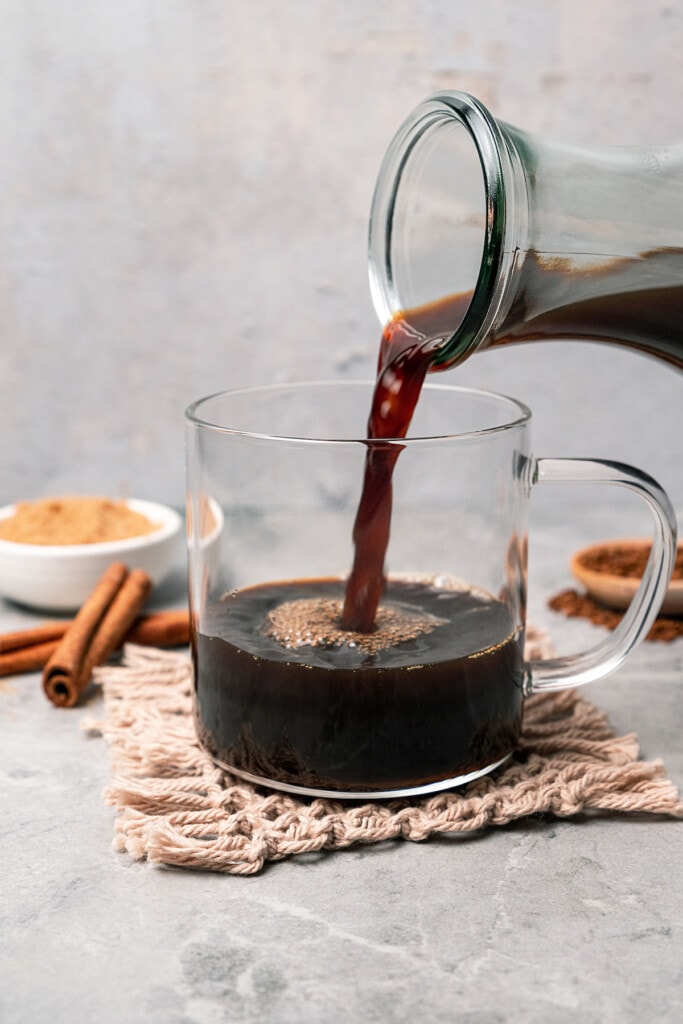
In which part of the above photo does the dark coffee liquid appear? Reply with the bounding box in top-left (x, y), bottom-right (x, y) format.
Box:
top-left (194, 298), bottom-right (518, 794)
top-left (193, 577), bottom-right (524, 793)
top-left (493, 249), bottom-right (683, 368)
top-left (392, 249), bottom-right (683, 369)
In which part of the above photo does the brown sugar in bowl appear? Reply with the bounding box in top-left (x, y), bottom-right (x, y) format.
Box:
top-left (570, 538), bottom-right (683, 617)
top-left (0, 498), bottom-right (183, 611)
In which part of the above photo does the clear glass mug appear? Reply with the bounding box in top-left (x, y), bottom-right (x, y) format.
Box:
top-left (185, 381), bottom-right (676, 800)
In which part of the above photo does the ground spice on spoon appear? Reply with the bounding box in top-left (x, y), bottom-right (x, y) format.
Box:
top-left (580, 544), bottom-right (683, 581)
top-left (548, 542), bottom-right (683, 643)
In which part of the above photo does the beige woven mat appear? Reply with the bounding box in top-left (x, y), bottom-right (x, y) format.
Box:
top-left (86, 629), bottom-right (682, 875)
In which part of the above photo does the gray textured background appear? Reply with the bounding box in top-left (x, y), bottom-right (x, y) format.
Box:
top-left (1, 0), bottom-right (681, 521)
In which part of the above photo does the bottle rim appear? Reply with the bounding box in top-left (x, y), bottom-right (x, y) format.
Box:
top-left (368, 91), bottom-right (514, 368)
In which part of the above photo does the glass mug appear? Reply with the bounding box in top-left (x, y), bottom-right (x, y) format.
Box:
top-left (185, 381), bottom-right (676, 800)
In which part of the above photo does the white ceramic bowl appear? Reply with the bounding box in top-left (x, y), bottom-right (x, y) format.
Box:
top-left (0, 499), bottom-right (184, 612)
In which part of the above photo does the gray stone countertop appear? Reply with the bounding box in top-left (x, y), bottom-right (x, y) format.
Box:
top-left (1, 518), bottom-right (681, 1024)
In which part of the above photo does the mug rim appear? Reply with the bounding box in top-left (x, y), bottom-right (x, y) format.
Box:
top-left (184, 380), bottom-right (531, 444)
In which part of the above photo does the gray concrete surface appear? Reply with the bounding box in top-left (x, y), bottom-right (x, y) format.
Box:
top-left (1, 509), bottom-right (682, 1024)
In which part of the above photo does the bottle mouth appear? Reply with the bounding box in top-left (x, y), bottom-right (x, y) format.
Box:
top-left (368, 91), bottom-right (511, 368)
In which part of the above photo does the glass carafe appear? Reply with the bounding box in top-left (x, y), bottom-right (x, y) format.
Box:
top-left (368, 91), bottom-right (683, 369)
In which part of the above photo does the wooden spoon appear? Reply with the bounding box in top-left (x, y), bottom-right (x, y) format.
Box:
top-left (570, 538), bottom-right (683, 617)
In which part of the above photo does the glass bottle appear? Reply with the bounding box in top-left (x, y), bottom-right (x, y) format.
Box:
top-left (368, 91), bottom-right (683, 370)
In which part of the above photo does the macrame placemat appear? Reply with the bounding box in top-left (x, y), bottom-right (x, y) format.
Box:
top-left (85, 629), bottom-right (682, 875)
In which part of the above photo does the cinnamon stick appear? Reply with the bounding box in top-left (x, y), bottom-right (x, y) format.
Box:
top-left (43, 564), bottom-right (150, 707)
top-left (126, 610), bottom-right (190, 647)
top-left (0, 610), bottom-right (190, 678)
top-left (0, 621), bottom-right (68, 653)
top-left (79, 568), bottom-right (153, 680)
top-left (0, 640), bottom-right (65, 677)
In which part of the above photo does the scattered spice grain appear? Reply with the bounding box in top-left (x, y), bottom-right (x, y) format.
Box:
top-left (548, 588), bottom-right (683, 642)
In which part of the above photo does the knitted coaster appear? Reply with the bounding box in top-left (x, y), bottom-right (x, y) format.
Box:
top-left (86, 632), bottom-right (682, 875)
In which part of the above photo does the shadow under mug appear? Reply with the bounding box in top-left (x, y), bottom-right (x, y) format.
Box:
top-left (185, 382), bottom-right (677, 799)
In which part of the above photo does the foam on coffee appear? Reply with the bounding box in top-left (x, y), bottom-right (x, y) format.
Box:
top-left (265, 595), bottom-right (447, 655)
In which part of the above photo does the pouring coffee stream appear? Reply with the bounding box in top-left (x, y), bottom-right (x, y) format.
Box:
top-left (343, 92), bottom-right (683, 633)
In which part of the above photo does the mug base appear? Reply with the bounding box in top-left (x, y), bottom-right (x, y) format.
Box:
top-left (201, 748), bottom-right (512, 801)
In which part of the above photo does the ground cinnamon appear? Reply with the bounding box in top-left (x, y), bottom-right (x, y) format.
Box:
top-left (578, 543), bottom-right (683, 580)
top-left (549, 588), bottom-right (683, 642)
top-left (0, 495), bottom-right (158, 545)
top-left (42, 564), bottom-right (152, 706)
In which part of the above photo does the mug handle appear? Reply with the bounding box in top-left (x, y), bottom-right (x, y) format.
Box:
top-left (527, 457), bottom-right (677, 693)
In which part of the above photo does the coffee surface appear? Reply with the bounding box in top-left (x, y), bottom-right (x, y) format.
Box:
top-left (193, 577), bottom-right (525, 793)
